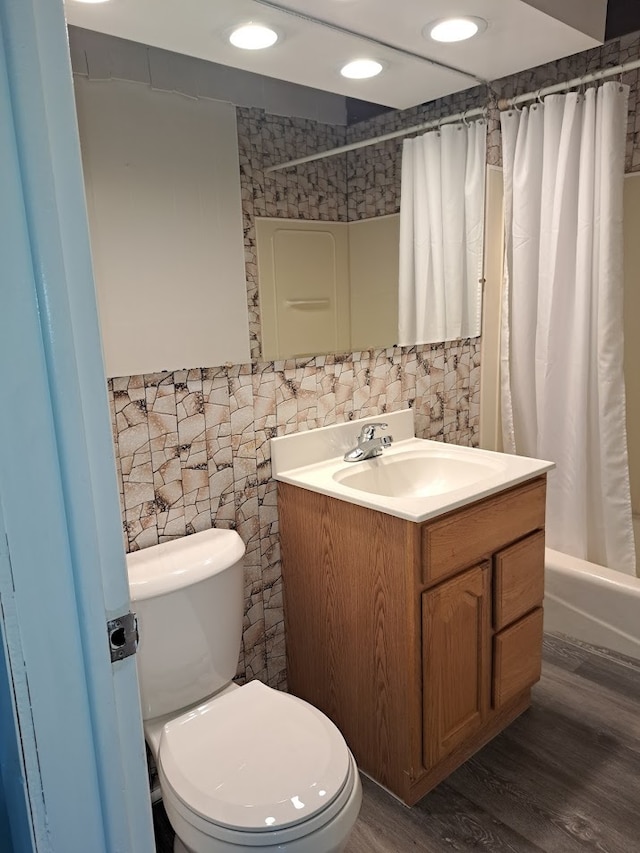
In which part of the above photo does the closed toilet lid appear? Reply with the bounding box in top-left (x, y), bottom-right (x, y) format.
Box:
top-left (159, 681), bottom-right (351, 832)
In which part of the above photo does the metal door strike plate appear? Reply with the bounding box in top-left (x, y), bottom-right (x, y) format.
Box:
top-left (107, 612), bottom-right (138, 663)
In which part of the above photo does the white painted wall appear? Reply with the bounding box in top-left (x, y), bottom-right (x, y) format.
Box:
top-left (624, 174), bottom-right (640, 518)
top-left (523, 0), bottom-right (607, 41)
top-left (75, 77), bottom-right (250, 376)
top-left (479, 166), bottom-right (504, 452)
top-left (68, 27), bottom-right (347, 126)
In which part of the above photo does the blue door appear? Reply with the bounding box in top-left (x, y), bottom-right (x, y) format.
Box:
top-left (0, 0), bottom-right (155, 849)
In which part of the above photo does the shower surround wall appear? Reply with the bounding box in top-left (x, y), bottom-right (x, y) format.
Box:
top-left (103, 30), bottom-right (640, 690)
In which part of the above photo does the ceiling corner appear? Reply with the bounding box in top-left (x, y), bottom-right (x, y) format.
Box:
top-left (521, 0), bottom-right (607, 43)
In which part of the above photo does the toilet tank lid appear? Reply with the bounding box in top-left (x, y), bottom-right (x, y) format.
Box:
top-left (127, 529), bottom-right (245, 601)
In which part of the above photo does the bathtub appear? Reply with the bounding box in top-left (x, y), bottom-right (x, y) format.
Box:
top-left (544, 547), bottom-right (640, 661)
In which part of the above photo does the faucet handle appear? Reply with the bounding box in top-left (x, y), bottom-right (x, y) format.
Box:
top-left (358, 422), bottom-right (388, 441)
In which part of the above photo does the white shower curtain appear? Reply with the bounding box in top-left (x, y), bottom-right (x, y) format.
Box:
top-left (398, 120), bottom-right (486, 345)
top-left (501, 82), bottom-right (636, 575)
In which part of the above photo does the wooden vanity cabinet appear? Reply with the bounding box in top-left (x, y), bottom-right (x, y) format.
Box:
top-left (278, 475), bottom-right (547, 806)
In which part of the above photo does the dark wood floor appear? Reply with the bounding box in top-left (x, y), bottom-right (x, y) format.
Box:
top-left (153, 634), bottom-right (640, 852)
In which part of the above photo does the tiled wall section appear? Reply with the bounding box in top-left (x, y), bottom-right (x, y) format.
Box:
top-left (108, 30), bottom-right (640, 691)
top-left (109, 345), bottom-right (480, 689)
top-left (345, 84), bottom-right (489, 221)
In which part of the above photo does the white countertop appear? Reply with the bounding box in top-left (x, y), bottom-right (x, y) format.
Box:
top-left (271, 410), bottom-right (553, 524)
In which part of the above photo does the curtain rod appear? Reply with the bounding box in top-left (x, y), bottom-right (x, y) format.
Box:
top-left (497, 57), bottom-right (640, 110)
top-left (265, 106), bottom-right (487, 173)
top-left (267, 57), bottom-right (640, 172)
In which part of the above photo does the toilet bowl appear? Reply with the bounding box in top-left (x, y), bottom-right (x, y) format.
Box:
top-left (152, 682), bottom-right (361, 853)
top-left (127, 529), bottom-right (361, 853)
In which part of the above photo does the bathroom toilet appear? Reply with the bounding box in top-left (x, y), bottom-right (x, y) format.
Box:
top-left (127, 528), bottom-right (362, 853)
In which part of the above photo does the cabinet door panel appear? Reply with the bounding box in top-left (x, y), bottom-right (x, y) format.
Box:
top-left (493, 608), bottom-right (544, 708)
top-left (422, 564), bottom-right (491, 768)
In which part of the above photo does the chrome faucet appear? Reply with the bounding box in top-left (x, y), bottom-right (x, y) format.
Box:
top-left (343, 422), bottom-right (393, 462)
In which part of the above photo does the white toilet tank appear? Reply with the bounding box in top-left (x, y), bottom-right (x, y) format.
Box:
top-left (126, 529), bottom-right (245, 721)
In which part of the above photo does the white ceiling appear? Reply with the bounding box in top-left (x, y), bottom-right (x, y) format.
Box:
top-left (64, 0), bottom-right (607, 110)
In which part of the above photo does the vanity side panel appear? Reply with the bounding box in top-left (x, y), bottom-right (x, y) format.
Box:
top-left (278, 483), bottom-right (416, 797)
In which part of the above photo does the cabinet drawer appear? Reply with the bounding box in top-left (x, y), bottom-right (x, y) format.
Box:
top-left (493, 608), bottom-right (543, 708)
top-left (421, 477), bottom-right (546, 586)
top-left (494, 531), bottom-right (545, 630)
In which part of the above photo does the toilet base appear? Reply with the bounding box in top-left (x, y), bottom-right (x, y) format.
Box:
top-left (172, 828), bottom-right (355, 853)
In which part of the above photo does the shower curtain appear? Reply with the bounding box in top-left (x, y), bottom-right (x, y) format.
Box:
top-left (398, 120), bottom-right (486, 345)
top-left (501, 82), bottom-right (636, 575)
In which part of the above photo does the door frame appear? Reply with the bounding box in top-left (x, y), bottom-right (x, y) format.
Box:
top-left (0, 1), bottom-right (154, 849)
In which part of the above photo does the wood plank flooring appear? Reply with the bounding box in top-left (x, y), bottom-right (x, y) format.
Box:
top-left (153, 634), bottom-right (640, 852)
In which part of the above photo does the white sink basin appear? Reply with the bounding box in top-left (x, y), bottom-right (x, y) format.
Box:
top-left (333, 450), bottom-right (507, 498)
top-left (271, 410), bottom-right (554, 523)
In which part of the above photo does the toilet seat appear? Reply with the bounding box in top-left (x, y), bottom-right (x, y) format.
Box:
top-left (161, 756), bottom-right (359, 851)
top-left (158, 680), bottom-right (353, 844)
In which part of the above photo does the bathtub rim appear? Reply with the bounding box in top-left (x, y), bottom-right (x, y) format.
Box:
top-left (544, 547), bottom-right (640, 661)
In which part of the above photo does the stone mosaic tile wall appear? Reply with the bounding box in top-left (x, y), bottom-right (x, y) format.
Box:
top-left (343, 32), bottom-right (640, 220)
top-left (345, 84), bottom-right (489, 220)
top-left (109, 345), bottom-right (480, 689)
top-left (108, 32), bottom-right (640, 691)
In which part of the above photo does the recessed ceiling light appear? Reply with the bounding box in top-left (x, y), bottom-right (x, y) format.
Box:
top-left (427, 17), bottom-right (487, 43)
top-left (340, 59), bottom-right (383, 80)
top-left (229, 23), bottom-right (278, 50)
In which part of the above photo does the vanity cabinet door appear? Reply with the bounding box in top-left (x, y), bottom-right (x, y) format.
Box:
top-left (422, 564), bottom-right (491, 769)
